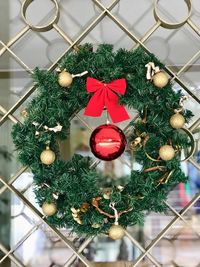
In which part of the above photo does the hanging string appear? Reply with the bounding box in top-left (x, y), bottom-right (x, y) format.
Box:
top-left (72, 71), bottom-right (88, 78)
top-left (106, 108), bottom-right (110, 124)
top-left (32, 122), bottom-right (62, 136)
top-left (109, 202), bottom-right (119, 225)
top-left (145, 62), bottom-right (160, 80)
top-left (174, 95), bottom-right (188, 113)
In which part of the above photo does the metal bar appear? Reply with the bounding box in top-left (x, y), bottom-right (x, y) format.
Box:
top-left (0, 166), bottom-right (28, 195)
top-left (92, 0), bottom-right (200, 104)
top-left (89, 159), bottom-right (101, 169)
top-left (0, 105), bottom-right (19, 124)
top-left (123, 113), bottom-right (139, 134)
top-left (0, 85), bottom-right (37, 126)
top-left (47, 0), bottom-right (120, 72)
top-left (131, 192), bottom-right (200, 267)
top-left (171, 49), bottom-right (200, 82)
top-left (0, 25), bottom-right (30, 57)
top-left (53, 23), bottom-right (79, 51)
top-left (63, 236), bottom-right (94, 267)
top-left (159, 70), bottom-right (200, 106)
top-left (117, 20), bottom-right (200, 104)
top-left (75, 114), bottom-right (94, 132)
top-left (0, 0), bottom-right (119, 126)
top-left (187, 19), bottom-right (200, 37)
top-left (0, 1), bottom-right (199, 266)
top-left (133, 21), bottom-right (161, 49)
top-left (125, 230), bottom-right (161, 267)
top-left (48, 11), bottom-right (107, 70)
top-left (164, 201), bottom-right (200, 238)
top-left (2, 63), bottom-right (200, 76)
top-left (0, 177), bottom-right (92, 267)
top-left (0, 244), bottom-right (26, 267)
top-left (107, 0), bottom-right (121, 10)
top-left (0, 41), bottom-right (33, 74)
top-left (0, 221), bottom-right (43, 264)
top-left (189, 158), bottom-right (200, 171)
top-left (189, 117), bottom-right (200, 132)
top-left (92, 0), bottom-right (153, 47)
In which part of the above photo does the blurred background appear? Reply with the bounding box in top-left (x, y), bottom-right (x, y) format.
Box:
top-left (0, 0), bottom-right (200, 266)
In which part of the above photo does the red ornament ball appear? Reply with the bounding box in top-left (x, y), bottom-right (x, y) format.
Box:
top-left (90, 124), bottom-right (127, 161)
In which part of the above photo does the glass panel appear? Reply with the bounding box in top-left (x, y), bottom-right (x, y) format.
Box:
top-left (0, 1), bottom-right (200, 266)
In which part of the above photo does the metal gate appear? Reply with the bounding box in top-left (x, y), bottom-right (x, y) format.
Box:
top-left (0, 0), bottom-right (200, 266)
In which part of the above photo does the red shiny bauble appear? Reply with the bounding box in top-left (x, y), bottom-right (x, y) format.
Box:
top-left (90, 124), bottom-right (127, 161)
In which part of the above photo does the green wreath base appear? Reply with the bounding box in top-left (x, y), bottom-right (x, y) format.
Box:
top-left (12, 44), bottom-right (193, 236)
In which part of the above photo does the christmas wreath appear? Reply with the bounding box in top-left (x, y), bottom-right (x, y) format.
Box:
top-left (12, 44), bottom-right (194, 239)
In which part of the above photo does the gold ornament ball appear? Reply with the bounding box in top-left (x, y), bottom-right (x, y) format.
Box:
top-left (159, 145), bottom-right (175, 161)
top-left (58, 71), bottom-right (73, 87)
top-left (21, 109), bottom-right (28, 118)
top-left (71, 207), bottom-right (78, 214)
top-left (170, 113), bottom-right (185, 129)
top-left (74, 217), bottom-right (83, 224)
top-left (80, 202), bottom-right (90, 213)
top-left (153, 71), bottom-right (169, 88)
top-left (40, 146), bottom-right (56, 165)
top-left (108, 224), bottom-right (125, 240)
top-left (103, 193), bottom-right (110, 200)
top-left (42, 202), bottom-right (57, 216)
top-left (72, 213), bottom-right (79, 218)
top-left (92, 223), bottom-right (101, 228)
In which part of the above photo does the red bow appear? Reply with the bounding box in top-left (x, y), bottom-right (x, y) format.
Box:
top-left (84, 77), bottom-right (130, 123)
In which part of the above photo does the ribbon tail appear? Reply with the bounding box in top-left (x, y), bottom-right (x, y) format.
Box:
top-left (84, 89), bottom-right (105, 117)
top-left (105, 91), bottom-right (130, 123)
top-left (108, 105), bottom-right (130, 123)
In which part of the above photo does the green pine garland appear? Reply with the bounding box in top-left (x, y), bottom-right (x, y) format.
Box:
top-left (12, 44), bottom-right (193, 236)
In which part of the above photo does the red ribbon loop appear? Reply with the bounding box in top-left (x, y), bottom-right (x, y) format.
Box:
top-left (84, 77), bottom-right (130, 123)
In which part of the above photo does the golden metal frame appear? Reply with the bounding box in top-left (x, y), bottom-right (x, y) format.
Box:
top-left (0, 0), bottom-right (200, 266)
